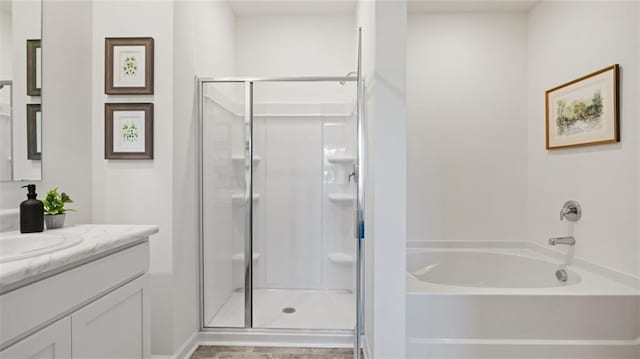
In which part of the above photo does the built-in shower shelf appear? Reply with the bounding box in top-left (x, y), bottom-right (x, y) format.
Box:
top-left (231, 252), bottom-right (261, 262)
top-left (328, 193), bottom-right (355, 203)
top-left (231, 193), bottom-right (261, 202)
top-left (327, 155), bottom-right (355, 164)
top-left (328, 252), bottom-right (354, 264)
top-left (232, 155), bottom-right (261, 165)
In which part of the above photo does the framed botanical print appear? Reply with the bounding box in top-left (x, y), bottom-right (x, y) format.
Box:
top-left (546, 65), bottom-right (619, 149)
top-left (26, 104), bottom-right (41, 160)
top-left (105, 103), bottom-right (153, 160)
top-left (26, 39), bottom-right (41, 96)
top-left (105, 37), bottom-right (154, 95)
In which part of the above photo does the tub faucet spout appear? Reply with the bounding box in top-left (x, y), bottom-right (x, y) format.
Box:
top-left (548, 236), bottom-right (576, 246)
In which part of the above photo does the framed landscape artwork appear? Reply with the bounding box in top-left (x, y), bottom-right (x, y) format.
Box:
top-left (105, 103), bottom-right (153, 160)
top-left (105, 37), bottom-right (154, 95)
top-left (26, 104), bottom-right (41, 160)
top-left (546, 65), bottom-right (619, 149)
top-left (26, 39), bottom-right (41, 96)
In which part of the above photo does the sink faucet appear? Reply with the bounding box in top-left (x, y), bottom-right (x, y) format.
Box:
top-left (548, 236), bottom-right (576, 246)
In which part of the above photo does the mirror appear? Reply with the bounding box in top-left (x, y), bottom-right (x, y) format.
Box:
top-left (0, 0), bottom-right (42, 182)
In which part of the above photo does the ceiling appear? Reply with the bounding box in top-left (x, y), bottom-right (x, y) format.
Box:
top-left (227, 0), bottom-right (357, 16)
top-left (226, 0), bottom-right (540, 16)
top-left (408, 0), bottom-right (540, 13)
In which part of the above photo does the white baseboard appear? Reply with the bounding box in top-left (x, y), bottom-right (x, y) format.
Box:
top-left (175, 332), bottom-right (201, 359)
top-left (151, 331), bottom-right (200, 359)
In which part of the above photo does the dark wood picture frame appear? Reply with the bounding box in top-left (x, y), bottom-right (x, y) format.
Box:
top-left (26, 104), bottom-right (41, 160)
top-left (26, 39), bottom-right (41, 96)
top-left (545, 64), bottom-right (620, 150)
top-left (105, 103), bottom-right (154, 160)
top-left (105, 37), bottom-right (154, 95)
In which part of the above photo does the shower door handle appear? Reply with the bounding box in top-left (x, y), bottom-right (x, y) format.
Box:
top-left (348, 164), bottom-right (358, 183)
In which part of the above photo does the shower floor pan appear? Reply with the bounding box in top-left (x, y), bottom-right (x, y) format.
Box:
top-left (208, 289), bottom-right (354, 330)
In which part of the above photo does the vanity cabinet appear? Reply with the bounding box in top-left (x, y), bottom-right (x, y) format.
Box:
top-left (0, 317), bottom-right (71, 359)
top-left (72, 276), bottom-right (149, 358)
top-left (0, 239), bottom-right (151, 359)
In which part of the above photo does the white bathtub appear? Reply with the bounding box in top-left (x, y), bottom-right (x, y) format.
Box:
top-left (406, 242), bottom-right (640, 359)
top-left (408, 250), bottom-right (581, 288)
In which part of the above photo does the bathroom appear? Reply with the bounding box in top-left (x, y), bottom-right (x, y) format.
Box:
top-left (0, 0), bottom-right (638, 358)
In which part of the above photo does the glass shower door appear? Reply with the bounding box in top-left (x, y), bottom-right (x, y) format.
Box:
top-left (201, 81), bottom-right (249, 328)
top-left (250, 80), bottom-right (358, 330)
top-left (200, 78), bottom-right (361, 338)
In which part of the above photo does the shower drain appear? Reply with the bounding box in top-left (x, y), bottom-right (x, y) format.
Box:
top-left (282, 307), bottom-right (296, 314)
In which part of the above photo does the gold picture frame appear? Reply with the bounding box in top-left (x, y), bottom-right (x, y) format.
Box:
top-left (545, 65), bottom-right (619, 149)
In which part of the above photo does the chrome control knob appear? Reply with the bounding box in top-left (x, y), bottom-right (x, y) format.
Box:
top-left (560, 200), bottom-right (581, 222)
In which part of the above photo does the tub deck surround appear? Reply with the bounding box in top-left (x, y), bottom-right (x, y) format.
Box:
top-left (407, 240), bottom-right (640, 294)
top-left (0, 224), bottom-right (159, 291)
top-left (407, 248), bottom-right (638, 295)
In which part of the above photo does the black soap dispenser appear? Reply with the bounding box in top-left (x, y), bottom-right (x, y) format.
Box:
top-left (20, 184), bottom-right (44, 233)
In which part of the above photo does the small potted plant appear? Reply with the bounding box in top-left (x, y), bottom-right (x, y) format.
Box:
top-left (43, 188), bottom-right (75, 229)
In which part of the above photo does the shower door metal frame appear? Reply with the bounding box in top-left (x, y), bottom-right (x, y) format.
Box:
top-left (196, 75), bottom-right (364, 354)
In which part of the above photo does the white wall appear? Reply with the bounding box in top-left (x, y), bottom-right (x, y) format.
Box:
top-left (235, 15), bottom-right (356, 103)
top-left (90, 1), bottom-right (175, 355)
top-left (30, 1), bottom-right (237, 355)
top-left (357, 0), bottom-right (407, 357)
top-left (407, 13), bottom-right (528, 243)
top-left (406, 2), bottom-right (640, 279)
top-left (235, 14), bottom-right (355, 78)
top-left (41, 0), bottom-right (93, 224)
top-left (173, 0), bottom-right (236, 345)
top-left (1, 0), bottom-right (94, 224)
top-left (527, 1), bottom-right (639, 276)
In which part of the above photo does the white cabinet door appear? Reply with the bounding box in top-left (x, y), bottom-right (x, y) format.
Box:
top-left (0, 317), bottom-right (71, 359)
top-left (71, 276), bottom-right (150, 359)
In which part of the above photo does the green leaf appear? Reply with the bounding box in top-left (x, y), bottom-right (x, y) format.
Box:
top-left (43, 187), bottom-right (77, 215)
top-left (61, 192), bottom-right (73, 203)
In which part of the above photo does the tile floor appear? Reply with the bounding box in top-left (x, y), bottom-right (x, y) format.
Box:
top-left (190, 346), bottom-right (355, 359)
top-left (207, 289), bottom-right (355, 329)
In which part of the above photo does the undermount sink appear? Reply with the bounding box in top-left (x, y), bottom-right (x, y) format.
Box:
top-left (0, 233), bottom-right (83, 263)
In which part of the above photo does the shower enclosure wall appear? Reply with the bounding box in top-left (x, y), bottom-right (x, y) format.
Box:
top-left (199, 79), bottom-right (360, 333)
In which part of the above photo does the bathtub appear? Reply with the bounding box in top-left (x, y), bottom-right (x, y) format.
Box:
top-left (408, 250), bottom-right (581, 289)
top-left (405, 241), bottom-right (640, 359)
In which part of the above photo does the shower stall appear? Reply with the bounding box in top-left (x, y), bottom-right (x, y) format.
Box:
top-left (197, 74), bottom-right (364, 352)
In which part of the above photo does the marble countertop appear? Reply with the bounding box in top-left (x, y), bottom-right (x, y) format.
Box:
top-left (0, 224), bottom-right (158, 290)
